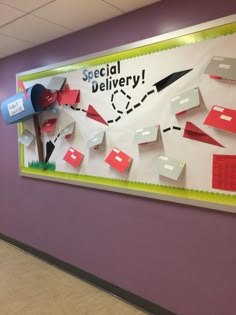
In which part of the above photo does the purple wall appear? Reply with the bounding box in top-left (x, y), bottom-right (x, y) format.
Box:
top-left (1, 1), bottom-right (236, 314)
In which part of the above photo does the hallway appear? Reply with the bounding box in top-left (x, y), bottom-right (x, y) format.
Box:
top-left (0, 240), bottom-right (146, 315)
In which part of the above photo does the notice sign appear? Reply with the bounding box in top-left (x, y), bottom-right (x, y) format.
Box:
top-left (8, 98), bottom-right (24, 117)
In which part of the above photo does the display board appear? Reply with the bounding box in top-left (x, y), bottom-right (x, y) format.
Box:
top-left (10, 15), bottom-right (236, 213)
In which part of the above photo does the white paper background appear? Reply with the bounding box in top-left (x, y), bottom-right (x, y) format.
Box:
top-left (23, 32), bottom-right (236, 194)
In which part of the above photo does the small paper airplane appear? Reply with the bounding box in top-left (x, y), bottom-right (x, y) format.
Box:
top-left (183, 121), bottom-right (224, 147)
top-left (86, 105), bottom-right (108, 126)
top-left (153, 69), bottom-right (192, 92)
top-left (45, 140), bottom-right (55, 163)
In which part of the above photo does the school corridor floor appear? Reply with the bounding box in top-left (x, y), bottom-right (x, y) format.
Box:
top-left (0, 240), bottom-right (146, 315)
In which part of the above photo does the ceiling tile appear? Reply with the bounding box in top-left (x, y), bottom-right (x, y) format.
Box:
top-left (0, 3), bottom-right (25, 27)
top-left (0, 15), bottom-right (72, 44)
top-left (32, 0), bottom-right (122, 31)
top-left (0, 34), bottom-right (34, 57)
top-left (103, 0), bottom-right (161, 12)
top-left (0, 0), bottom-right (54, 13)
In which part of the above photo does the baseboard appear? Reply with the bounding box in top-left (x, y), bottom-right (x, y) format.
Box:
top-left (0, 233), bottom-right (176, 315)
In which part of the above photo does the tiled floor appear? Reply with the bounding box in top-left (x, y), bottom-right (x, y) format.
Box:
top-left (0, 240), bottom-right (146, 315)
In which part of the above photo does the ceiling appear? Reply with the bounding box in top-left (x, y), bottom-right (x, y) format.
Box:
top-left (0, 0), bottom-right (160, 59)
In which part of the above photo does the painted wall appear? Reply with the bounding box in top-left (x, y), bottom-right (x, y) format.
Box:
top-left (0, 1), bottom-right (236, 314)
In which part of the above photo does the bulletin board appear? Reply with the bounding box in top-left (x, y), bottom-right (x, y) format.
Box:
top-left (16, 15), bottom-right (236, 213)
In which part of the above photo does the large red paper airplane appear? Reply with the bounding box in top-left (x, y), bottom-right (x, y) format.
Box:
top-left (86, 105), bottom-right (108, 126)
top-left (183, 121), bottom-right (224, 147)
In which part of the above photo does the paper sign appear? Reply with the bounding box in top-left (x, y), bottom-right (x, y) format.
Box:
top-left (203, 105), bottom-right (236, 133)
top-left (8, 98), bottom-right (24, 117)
top-left (105, 147), bottom-right (133, 173)
top-left (18, 129), bottom-right (34, 147)
top-left (63, 147), bottom-right (84, 168)
top-left (212, 154), bottom-right (236, 191)
top-left (171, 87), bottom-right (200, 115)
top-left (156, 155), bottom-right (185, 180)
top-left (40, 118), bottom-right (57, 132)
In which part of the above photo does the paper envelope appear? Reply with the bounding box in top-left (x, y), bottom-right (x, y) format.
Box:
top-left (87, 131), bottom-right (105, 149)
top-left (40, 118), bottom-right (57, 133)
top-left (105, 147), bottom-right (133, 173)
top-left (63, 147), bottom-right (84, 168)
top-left (171, 87), bottom-right (200, 115)
top-left (47, 77), bottom-right (66, 91)
top-left (134, 125), bottom-right (159, 145)
top-left (203, 105), bottom-right (236, 133)
top-left (156, 155), bottom-right (185, 181)
top-left (18, 129), bottom-right (35, 147)
top-left (204, 56), bottom-right (236, 81)
top-left (57, 87), bottom-right (80, 105)
top-left (60, 122), bottom-right (75, 138)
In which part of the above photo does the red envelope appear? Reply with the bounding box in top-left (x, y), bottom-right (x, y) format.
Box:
top-left (57, 84), bottom-right (80, 105)
top-left (39, 89), bottom-right (57, 109)
top-left (212, 154), bottom-right (236, 191)
top-left (105, 147), bottom-right (133, 173)
top-left (40, 118), bottom-right (57, 132)
top-left (86, 105), bottom-right (108, 126)
top-left (183, 121), bottom-right (224, 147)
top-left (63, 147), bottom-right (84, 168)
top-left (204, 105), bottom-right (236, 133)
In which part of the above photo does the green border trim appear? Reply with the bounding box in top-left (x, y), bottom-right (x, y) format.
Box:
top-left (19, 21), bottom-right (236, 208)
top-left (18, 22), bottom-right (236, 82)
